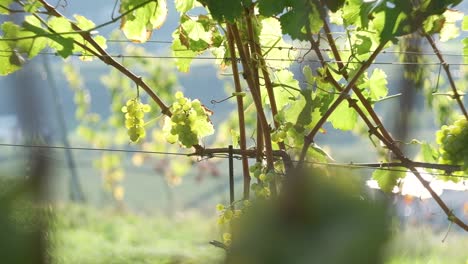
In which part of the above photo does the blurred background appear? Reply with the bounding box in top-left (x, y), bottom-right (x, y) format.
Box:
top-left (0, 0), bottom-right (467, 263)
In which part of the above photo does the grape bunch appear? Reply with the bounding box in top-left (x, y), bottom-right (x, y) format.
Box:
top-left (164, 91), bottom-right (214, 148)
top-left (249, 162), bottom-right (278, 198)
top-left (271, 122), bottom-right (293, 143)
top-left (436, 117), bottom-right (468, 171)
top-left (121, 98), bottom-right (151, 142)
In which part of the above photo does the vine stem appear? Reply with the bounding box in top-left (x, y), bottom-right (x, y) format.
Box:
top-left (244, 8), bottom-right (293, 170)
top-left (317, 3), bottom-right (395, 144)
top-left (424, 33), bottom-right (468, 119)
top-left (315, 8), bottom-right (468, 231)
top-left (37, 0), bottom-right (170, 116)
top-left (297, 42), bottom-right (386, 165)
top-left (230, 24), bottom-right (277, 196)
top-left (226, 25), bottom-right (251, 199)
top-left (37, 0), bottom-right (205, 152)
top-left (244, 5), bottom-right (294, 176)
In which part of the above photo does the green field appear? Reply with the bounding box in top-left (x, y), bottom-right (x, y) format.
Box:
top-left (48, 204), bottom-right (468, 264)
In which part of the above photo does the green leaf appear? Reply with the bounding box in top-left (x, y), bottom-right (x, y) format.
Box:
top-left (260, 18), bottom-right (297, 69)
top-left (283, 89), bottom-right (318, 128)
top-left (0, 41), bottom-right (21, 75)
top-left (120, 0), bottom-right (167, 43)
top-left (1, 19), bottom-right (48, 59)
top-left (74, 15), bottom-right (96, 30)
top-left (48, 16), bottom-right (73, 33)
top-left (171, 33), bottom-right (197, 72)
top-left (23, 1), bottom-right (42, 13)
top-left (421, 142), bottom-right (439, 163)
top-left (342, 0), bottom-right (372, 26)
top-left (307, 143), bottom-right (330, 163)
top-left (192, 115), bottom-right (214, 137)
top-left (372, 168), bottom-right (405, 193)
top-left (439, 9), bottom-right (463, 42)
top-left (354, 34), bottom-right (372, 55)
top-left (258, 0), bottom-right (286, 17)
top-left (182, 18), bottom-right (212, 43)
top-left (175, 0), bottom-right (196, 13)
top-left (269, 70), bottom-right (300, 110)
top-left (368, 68), bottom-right (388, 100)
top-left (323, 0), bottom-right (345, 12)
top-left (463, 15), bottom-right (468, 31)
top-left (463, 37), bottom-right (468, 63)
top-left (280, 5), bottom-right (322, 40)
top-left (198, 0), bottom-right (242, 22)
top-left (423, 15), bottom-right (446, 34)
top-left (329, 99), bottom-right (357, 131)
top-left (0, 0), bottom-right (13, 14)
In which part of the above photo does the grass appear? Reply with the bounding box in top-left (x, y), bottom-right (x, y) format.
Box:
top-left (48, 203), bottom-right (468, 264)
top-left (49, 204), bottom-right (223, 264)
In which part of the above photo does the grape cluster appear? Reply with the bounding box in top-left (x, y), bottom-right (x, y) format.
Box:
top-left (121, 98), bottom-right (151, 142)
top-left (215, 203), bottom-right (244, 225)
top-left (165, 91), bottom-right (213, 148)
top-left (271, 122), bottom-right (293, 143)
top-left (249, 162), bottom-right (278, 198)
top-left (436, 117), bottom-right (468, 170)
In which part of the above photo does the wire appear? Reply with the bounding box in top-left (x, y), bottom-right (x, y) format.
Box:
top-left (0, 142), bottom-right (190, 156)
top-left (293, 160), bottom-right (468, 179)
top-left (1, 49), bottom-right (467, 66)
top-left (1, 142), bottom-right (467, 179)
top-left (105, 39), bottom-right (468, 58)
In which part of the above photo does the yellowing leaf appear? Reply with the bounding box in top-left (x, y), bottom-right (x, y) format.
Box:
top-left (120, 0), bottom-right (168, 43)
top-left (439, 9), bottom-right (463, 42)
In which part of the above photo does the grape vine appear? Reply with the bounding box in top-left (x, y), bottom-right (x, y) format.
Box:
top-left (1, 0), bottom-right (468, 237)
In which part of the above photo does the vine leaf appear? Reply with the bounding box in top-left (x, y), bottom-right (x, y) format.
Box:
top-left (329, 99), bottom-right (357, 131)
top-left (120, 0), bottom-right (168, 43)
top-left (354, 34), bottom-right (372, 55)
top-left (368, 68), bottom-right (388, 101)
top-left (372, 168), bottom-right (406, 193)
top-left (421, 142), bottom-right (439, 163)
top-left (175, 0), bottom-right (197, 13)
top-left (439, 9), bottom-right (463, 42)
top-left (198, 0), bottom-right (242, 22)
top-left (1, 19), bottom-right (48, 59)
top-left (463, 15), bottom-right (468, 30)
top-left (257, 0), bottom-right (323, 40)
top-left (260, 18), bottom-right (297, 69)
top-left (0, 0), bottom-right (13, 14)
top-left (269, 70), bottom-right (300, 110)
top-left (171, 31), bottom-right (198, 72)
top-left (0, 41), bottom-right (21, 75)
top-left (423, 14), bottom-right (446, 34)
top-left (181, 17), bottom-right (212, 44)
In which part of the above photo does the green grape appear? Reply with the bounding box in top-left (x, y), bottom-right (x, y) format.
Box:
top-left (142, 104), bottom-right (151, 113)
top-left (164, 93), bottom-right (212, 147)
top-left (436, 116), bottom-right (468, 175)
top-left (271, 132), bottom-right (280, 142)
top-left (182, 102), bottom-right (191, 111)
top-left (125, 119), bottom-right (135, 128)
top-left (122, 98), bottom-right (148, 142)
top-left (178, 97), bottom-right (188, 105)
top-left (175, 91), bottom-right (184, 99)
top-left (192, 99), bottom-right (201, 109)
top-left (278, 131), bottom-right (287, 140)
top-left (166, 133), bottom-right (178, 144)
top-left (128, 127), bottom-right (139, 142)
top-left (265, 172), bottom-right (276, 181)
top-left (135, 111), bottom-right (144, 119)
